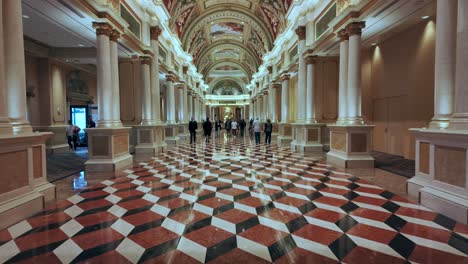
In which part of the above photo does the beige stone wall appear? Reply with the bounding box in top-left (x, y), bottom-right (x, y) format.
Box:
top-left (362, 20), bottom-right (436, 159)
top-left (315, 58), bottom-right (339, 123)
top-left (119, 60), bottom-right (142, 125)
top-left (288, 74), bottom-right (298, 122)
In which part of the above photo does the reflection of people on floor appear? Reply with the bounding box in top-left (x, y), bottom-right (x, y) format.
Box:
top-left (66, 120), bottom-right (80, 152)
top-left (203, 117), bottom-right (212, 143)
top-left (189, 116), bottom-right (198, 144)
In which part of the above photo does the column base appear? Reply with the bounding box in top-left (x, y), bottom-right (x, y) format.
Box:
top-left (326, 124), bottom-right (375, 168)
top-left (85, 127), bottom-right (133, 172)
top-left (33, 126), bottom-right (69, 154)
top-left (177, 124), bottom-right (189, 142)
top-left (407, 128), bottom-right (468, 224)
top-left (290, 123), bottom-right (325, 152)
top-left (277, 123), bottom-right (293, 147)
top-left (134, 124), bottom-right (167, 156)
top-left (165, 125), bottom-right (181, 145)
top-left (0, 132), bottom-right (55, 229)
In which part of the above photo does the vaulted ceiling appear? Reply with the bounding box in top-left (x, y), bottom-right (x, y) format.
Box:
top-left (162, 0), bottom-right (293, 94)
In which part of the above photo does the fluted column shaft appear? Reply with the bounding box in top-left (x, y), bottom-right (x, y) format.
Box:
top-left (346, 22), bottom-right (365, 124)
top-left (4, 0), bottom-right (31, 133)
top-left (338, 31), bottom-right (349, 123)
top-left (150, 26), bottom-right (162, 123)
top-left (140, 57), bottom-right (153, 125)
top-left (281, 75), bottom-right (290, 123)
top-left (177, 85), bottom-right (184, 123)
top-left (305, 55), bottom-right (317, 123)
top-left (263, 92), bottom-right (269, 121)
top-left (0, 2), bottom-right (11, 134)
top-left (166, 75), bottom-right (176, 124)
top-left (187, 92), bottom-right (193, 119)
top-left (110, 31), bottom-right (122, 127)
top-left (295, 26), bottom-right (307, 122)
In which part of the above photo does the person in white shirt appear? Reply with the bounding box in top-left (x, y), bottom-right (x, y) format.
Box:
top-left (253, 118), bottom-right (261, 144)
top-left (231, 120), bottom-right (238, 136)
top-left (65, 120), bottom-right (79, 152)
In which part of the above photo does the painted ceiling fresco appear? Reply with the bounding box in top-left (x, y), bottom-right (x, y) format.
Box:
top-left (162, 0), bottom-right (293, 94)
top-left (212, 80), bottom-right (244, 95)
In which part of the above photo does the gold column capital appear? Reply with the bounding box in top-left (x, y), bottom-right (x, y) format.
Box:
top-left (295, 26), bottom-right (306, 40)
top-left (281, 74), bottom-right (290, 81)
top-left (92, 22), bottom-right (113, 36)
top-left (140, 56), bottom-right (152, 65)
top-left (346, 21), bottom-right (365, 36)
top-left (150, 25), bottom-right (162, 41)
top-left (109, 29), bottom-right (121, 42)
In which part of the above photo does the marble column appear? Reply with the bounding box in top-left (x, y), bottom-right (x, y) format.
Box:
top-left (4, 0), bottom-right (31, 133)
top-left (0, 2), bottom-right (11, 135)
top-left (263, 91), bottom-right (269, 121)
top-left (187, 92), bottom-right (193, 119)
top-left (346, 22), bottom-right (365, 124)
top-left (166, 74), bottom-right (177, 124)
top-left (337, 30), bottom-right (349, 124)
top-left (258, 94), bottom-right (263, 121)
top-left (305, 53), bottom-right (317, 123)
top-left (183, 85), bottom-right (188, 122)
top-left (429, 0), bottom-right (457, 128)
top-left (269, 83), bottom-right (275, 122)
top-left (177, 84), bottom-right (185, 123)
top-left (140, 56), bottom-right (153, 125)
top-left (449, 0), bottom-right (468, 130)
top-left (280, 74), bottom-right (290, 123)
top-left (295, 26), bottom-right (307, 123)
top-left (150, 26), bottom-right (163, 123)
top-left (110, 30), bottom-right (122, 127)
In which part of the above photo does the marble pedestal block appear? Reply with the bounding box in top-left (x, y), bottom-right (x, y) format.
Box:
top-left (277, 123), bottom-right (293, 147)
top-left (290, 123), bottom-right (325, 152)
top-left (0, 132), bottom-right (56, 229)
top-left (165, 125), bottom-right (181, 145)
top-left (33, 126), bottom-right (69, 154)
top-left (407, 128), bottom-right (468, 224)
top-left (134, 124), bottom-right (167, 156)
top-left (326, 125), bottom-right (374, 168)
top-left (85, 128), bottom-right (133, 172)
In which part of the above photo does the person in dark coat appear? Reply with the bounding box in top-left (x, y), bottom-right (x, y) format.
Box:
top-left (239, 119), bottom-right (246, 137)
top-left (264, 119), bottom-right (273, 144)
top-left (215, 119), bottom-right (222, 137)
top-left (203, 117), bottom-right (212, 143)
top-left (189, 116), bottom-right (198, 144)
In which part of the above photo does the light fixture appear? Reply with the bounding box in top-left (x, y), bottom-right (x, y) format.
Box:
top-left (78, 44), bottom-right (85, 47)
top-left (22, 15), bottom-right (30, 19)
top-left (371, 43), bottom-right (377, 46)
top-left (421, 15), bottom-right (430, 20)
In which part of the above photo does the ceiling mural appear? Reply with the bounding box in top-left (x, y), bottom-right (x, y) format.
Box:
top-left (162, 0), bottom-right (292, 94)
top-left (212, 80), bottom-right (243, 95)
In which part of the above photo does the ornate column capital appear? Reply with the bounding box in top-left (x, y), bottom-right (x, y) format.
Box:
top-left (183, 66), bottom-right (189, 74)
top-left (263, 90), bottom-right (269, 95)
top-left (281, 74), bottom-right (290, 81)
top-left (304, 55), bottom-right (317, 65)
top-left (338, 29), bottom-right (349, 41)
top-left (267, 66), bottom-right (273, 74)
top-left (346, 21), bottom-right (365, 36)
top-left (295, 26), bottom-right (306, 41)
top-left (175, 83), bottom-right (185, 89)
top-left (143, 49), bottom-right (154, 57)
top-left (150, 26), bottom-right (162, 41)
top-left (272, 83), bottom-right (282, 89)
top-left (92, 22), bottom-right (112, 36)
top-left (166, 74), bottom-right (177, 82)
top-left (140, 56), bottom-right (152, 65)
top-left (109, 29), bottom-right (121, 42)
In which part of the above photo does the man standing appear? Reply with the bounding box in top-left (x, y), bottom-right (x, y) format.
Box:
top-left (189, 116), bottom-right (198, 144)
top-left (203, 117), bottom-right (212, 143)
top-left (253, 117), bottom-right (261, 144)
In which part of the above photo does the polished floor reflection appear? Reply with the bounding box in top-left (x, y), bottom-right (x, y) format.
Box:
top-left (0, 133), bottom-right (467, 263)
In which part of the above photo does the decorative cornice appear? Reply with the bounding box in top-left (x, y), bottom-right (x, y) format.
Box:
top-left (281, 74), bottom-right (290, 81)
top-left (304, 55), bottom-right (317, 65)
top-left (166, 74), bottom-right (177, 82)
top-left (150, 26), bottom-right (162, 41)
top-left (295, 26), bottom-right (306, 41)
top-left (140, 56), bottom-right (152, 65)
top-left (272, 83), bottom-right (281, 89)
top-left (346, 21), bottom-right (365, 36)
top-left (92, 22), bottom-right (112, 36)
top-left (143, 49), bottom-right (154, 57)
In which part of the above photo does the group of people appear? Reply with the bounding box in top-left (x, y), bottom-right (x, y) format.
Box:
top-left (188, 116), bottom-right (274, 145)
top-left (65, 116), bottom-right (95, 152)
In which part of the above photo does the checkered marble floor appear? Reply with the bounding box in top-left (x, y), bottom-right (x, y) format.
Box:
top-left (1, 139), bottom-right (467, 263)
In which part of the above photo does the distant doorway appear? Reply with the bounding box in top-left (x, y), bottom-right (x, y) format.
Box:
top-left (70, 105), bottom-right (88, 147)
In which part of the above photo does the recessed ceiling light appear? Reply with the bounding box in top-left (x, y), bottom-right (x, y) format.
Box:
top-left (421, 15), bottom-right (430, 20)
top-left (22, 15), bottom-right (30, 19)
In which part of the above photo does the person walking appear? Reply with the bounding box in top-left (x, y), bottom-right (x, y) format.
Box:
top-left (189, 117), bottom-right (198, 144)
top-left (249, 118), bottom-right (254, 137)
top-left (264, 119), bottom-right (273, 144)
top-left (225, 119), bottom-right (231, 137)
top-left (66, 120), bottom-right (79, 152)
top-left (253, 117), bottom-right (261, 144)
top-left (215, 119), bottom-right (222, 137)
top-left (203, 117), bottom-right (212, 143)
top-left (231, 119), bottom-right (238, 136)
top-left (240, 119), bottom-right (246, 137)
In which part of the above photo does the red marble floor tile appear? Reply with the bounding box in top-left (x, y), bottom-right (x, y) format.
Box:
top-left (274, 248), bottom-right (339, 264)
top-left (390, 195), bottom-right (412, 203)
top-left (350, 208), bottom-right (392, 222)
top-left (142, 249), bottom-right (199, 264)
top-left (293, 224), bottom-right (342, 245)
top-left (0, 229), bottom-right (12, 243)
top-left (352, 196), bottom-right (387, 207)
top-left (395, 207), bottom-right (438, 221)
top-left (236, 196), bottom-right (270, 207)
top-left (197, 197), bottom-right (232, 208)
top-left (114, 189), bottom-right (145, 199)
top-left (79, 190), bottom-right (109, 199)
top-left (251, 187), bottom-right (283, 197)
top-left (72, 228), bottom-right (124, 250)
top-left (326, 180), bottom-right (351, 187)
top-left (400, 222), bottom-right (452, 243)
top-left (111, 182), bottom-right (138, 190)
top-left (215, 209), bottom-right (256, 224)
top-left (15, 229), bottom-right (68, 251)
top-left (285, 186), bottom-right (317, 196)
top-left (347, 224), bottom-right (397, 244)
top-left (183, 188), bottom-right (214, 198)
top-left (209, 248), bottom-right (270, 264)
top-left (165, 175), bottom-right (191, 183)
top-left (313, 196), bottom-right (348, 207)
top-left (44, 199), bottom-right (73, 211)
top-left (302, 172), bottom-right (326, 180)
top-left (79, 250), bottom-right (132, 264)
top-left (118, 199), bottom-right (154, 211)
top-left (454, 223), bottom-right (468, 235)
top-left (168, 210), bottom-right (210, 224)
top-left (409, 244), bottom-right (468, 264)
top-left (233, 179), bottom-right (258, 189)
top-left (14, 252), bottom-right (62, 264)
top-left (320, 187), bottom-right (350, 196)
top-left (75, 211), bottom-right (118, 227)
top-left (293, 179), bottom-right (321, 188)
top-left (274, 174), bottom-right (299, 181)
top-left (174, 181), bottom-right (201, 190)
top-left (342, 246), bottom-right (407, 264)
top-left (129, 226), bottom-right (179, 249)
top-left (111, 177), bottom-right (134, 183)
top-left (77, 199), bottom-right (113, 211)
top-left (143, 181), bottom-right (169, 189)
top-left (248, 175), bottom-right (271, 182)
top-left (27, 211), bottom-right (71, 228)
top-left (275, 196), bottom-right (309, 208)
top-left (218, 187), bottom-right (249, 197)
top-left (238, 225), bottom-right (289, 246)
top-left (354, 186), bottom-right (384, 195)
top-left (151, 189), bottom-right (181, 199)
top-left (260, 208), bottom-right (301, 223)
top-left (184, 225), bottom-right (234, 248)
top-left (157, 197), bottom-right (191, 210)
top-left (304, 208), bottom-right (346, 223)
top-left (122, 210), bottom-right (165, 226)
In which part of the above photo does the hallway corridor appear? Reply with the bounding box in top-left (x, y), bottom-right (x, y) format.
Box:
top-left (0, 135), bottom-right (466, 263)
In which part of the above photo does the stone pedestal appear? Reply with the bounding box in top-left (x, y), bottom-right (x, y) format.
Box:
top-left (33, 126), bottom-right (69, 154)
top-left (290, 123), bottom-right (325, 152)
top-left (326, 125), bottom-right (374, 168)
top-left (165, 125), bottom-right (181, 145)
top-left (85, 128), bottom-right (133, 172)
top-left (277, 123), bottom-right (293, 147)
top-left (134, 124), bottom-right (167, 156)
top-left (0, 132), bottom-right (56, 229)
top-left (178, 124), bottom-right (189, 142)
top-left (271, 123), bottom-right (279, 142)
top-left (407, 129), bottom-right (468, 224)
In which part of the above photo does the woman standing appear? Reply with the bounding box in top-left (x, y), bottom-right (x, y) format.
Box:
top-left (264, 119), bottom-right (272, 144)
